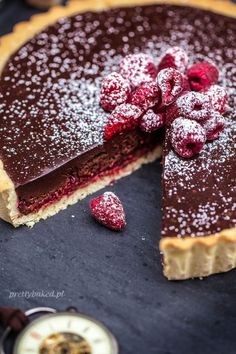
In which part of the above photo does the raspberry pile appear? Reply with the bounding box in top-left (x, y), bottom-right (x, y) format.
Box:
top-left (100, 47), bottom-right (227, 158)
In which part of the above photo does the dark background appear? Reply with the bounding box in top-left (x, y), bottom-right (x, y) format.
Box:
top-left (1, 1), bottom-right (236, 354)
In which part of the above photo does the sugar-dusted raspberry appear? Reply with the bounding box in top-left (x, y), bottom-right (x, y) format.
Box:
top-left (119, 53), bottom-right (157, 87)
top-left (203, 111), bottom-right (225, 141)
top-left (128, 82), bottom-right (160, 111)
top-left (176, 91), bottom-right (212, 122)
top-left (157, 68), bottom-right (184, 106)
top-left (165, 102), bottom-right (179, 126)
top-left (100, 72), bottom-right (131, 112)
top-left (158, 47), bottom-right (189, 73)
top-left (139, 109), bottom-right (165, 133)
top-left (182, 75), bottom-right (191, 93)
top-left (90, 192), bottom-right (126, 231)
top-left (187, 61), bottom-right (219, 92)
top-left (104, 103), bottom-right (143, 141)
top-left (171, 117), bottom-right (206, 158)
top-left (206, 85), bottom-right (227, 114)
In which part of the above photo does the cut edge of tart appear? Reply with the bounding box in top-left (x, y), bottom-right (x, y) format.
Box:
top-left (0, 0), bottom-right (235, 280)
top-left (0, 144), bottom-right (162, 227)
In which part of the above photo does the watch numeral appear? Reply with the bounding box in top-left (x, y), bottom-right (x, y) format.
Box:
top-left (31, 332), bottom-right (41, 340)
top-left (93, 338), bottom-right (104, 344)
top-left (82, 326), bottom-right (90, 333)
top-left (67, 319), bottom-right (73, 329)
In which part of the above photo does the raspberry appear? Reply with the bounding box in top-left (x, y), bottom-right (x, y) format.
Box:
top-left (171, 117), bottom-right (206, 158)
top-left (139, 109), bottom-right (165, 133)
top-left (128, 82), bottom-right (160, 110)
top-left (90, 192), bottom-right (126, 231)
top-left (100, 72), bottom-right (131, 112)
top-left (104, 103), bottom-right (143, 141)
top-left (182, 75), bottom-right (191, 93)
top-left (157, 68), bottom-right (184, 106)
top-left (158, 47), bottom-right (189, 73)
top-left (119, 53), bottom-right (157, 87)
top-left (176, 91), bottom-right (212, 122)
top-left (206, 85), bottom-right (227, 114)
top-left (187, 61), bottom-right (219, 92)
top-left (166, 102), bottom-right (179, 126)
top-left (203, 111), bottom-right (225, 141)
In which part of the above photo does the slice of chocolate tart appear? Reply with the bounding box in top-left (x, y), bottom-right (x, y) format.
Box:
top-left (0, 0), bottom-right (235, 280)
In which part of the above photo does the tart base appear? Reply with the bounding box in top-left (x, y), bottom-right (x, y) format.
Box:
top-left (160, 228), bottom-right (236, 280)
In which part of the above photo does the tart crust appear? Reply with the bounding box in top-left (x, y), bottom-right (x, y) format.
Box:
top-left (0, 0), bottom-right (235, 280)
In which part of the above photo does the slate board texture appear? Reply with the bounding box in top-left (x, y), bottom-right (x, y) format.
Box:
top-left (0, 1), bottom-right (236, 354)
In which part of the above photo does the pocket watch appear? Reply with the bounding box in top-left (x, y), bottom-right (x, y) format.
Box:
top-left (0, 307), bottom-right (118, 354)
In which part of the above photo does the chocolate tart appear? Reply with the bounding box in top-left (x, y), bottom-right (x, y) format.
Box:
top-left (0, 0), bottom-right (235, 279)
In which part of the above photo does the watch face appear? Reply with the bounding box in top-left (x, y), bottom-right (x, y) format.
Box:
top-left (14, 312), bottom-right (118, 354)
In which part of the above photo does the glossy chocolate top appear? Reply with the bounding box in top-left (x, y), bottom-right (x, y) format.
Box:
top-left (162, 119), bottom-right (236, 238)
top-left (0, 4), bottom-right (235, 236)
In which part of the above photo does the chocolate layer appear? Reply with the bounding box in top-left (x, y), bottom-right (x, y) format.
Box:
top-left (0, 5), bottom-right (235, 235)
top-left (17, 129), bottom-right (162, 215)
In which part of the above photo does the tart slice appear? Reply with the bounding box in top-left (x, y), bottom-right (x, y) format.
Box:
top-left (0, 0), bottom-right (235, 280)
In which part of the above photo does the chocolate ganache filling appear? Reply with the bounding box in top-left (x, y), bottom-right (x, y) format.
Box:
top-left (17, 130), bottom-right (162, 215)
top-left (0, 5), bottom-right (235, 235)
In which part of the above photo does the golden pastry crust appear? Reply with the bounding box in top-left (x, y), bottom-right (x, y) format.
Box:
top-left (105, 0), bottom-right (236, 17)
top-left (0, 0), bottom-right (235, 280)
top-left (160, 228), bottom-right (236, 280)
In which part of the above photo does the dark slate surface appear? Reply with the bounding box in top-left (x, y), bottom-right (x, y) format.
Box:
top-left (1, 1), bottom-right (236, 354)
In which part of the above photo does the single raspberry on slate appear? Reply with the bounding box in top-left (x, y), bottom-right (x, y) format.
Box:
top-left (187, 61), bottom-right (219, 92)
top-left (176, 91), bottom-right (212, 122)
top-left (119, 53), bottom-right (157, 87)
top-left (128, 82), bottom-right (160, 111)
top-left (157, 68), bottom-right (184, 106)
top-left (90, 192), bottom-right (126, 231)
top-left (171, 117), bottom-right (206, 158)
top-left (104, 103), bottom-right (143, 141)
top-left (140, 109), bottom-right (165, 133)
top-left (100, 72), bottom-right (131, 112)
top-left (203, 111), bottom-right (225, 141)
top-left (158, 47), bottom-right (189, 73)
top-left (206, 85), bottom-right (227, 114)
